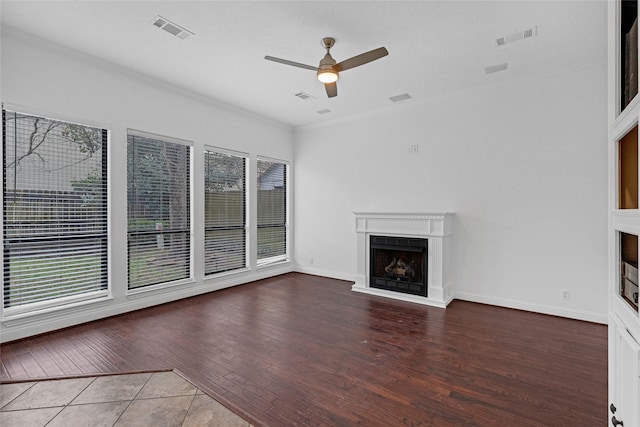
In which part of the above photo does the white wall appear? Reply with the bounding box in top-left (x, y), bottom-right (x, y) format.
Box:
top-left (0, 28), bottom-right (294, 341)
top-left (294, 63), bottom-right (608, 323)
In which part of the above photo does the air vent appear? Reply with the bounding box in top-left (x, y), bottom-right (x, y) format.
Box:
top-left (294, 92), bottom-right (315, 101)
top-left (496, 26), bottom-right (537, 46)
top-left (317, 109), bottom-right (331, 115)
top-left (152, 15), bottom-right (193, 40)
top-left (484, 62), bottom-right (509, 75)
top-left (389, 93), bottom-right (412, 103)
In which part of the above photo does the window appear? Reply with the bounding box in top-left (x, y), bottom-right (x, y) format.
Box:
top-left (2, 110), bottom-right (108, 313)
top-left (127, 131), bottom-right (191, 289)
top-left (204, 149), bottom-right (247, 275)
top-left (257, 158), bottom-right (288, 263)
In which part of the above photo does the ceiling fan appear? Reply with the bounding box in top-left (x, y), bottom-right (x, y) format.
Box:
top-left (265, 37), bottom-right (388, 98)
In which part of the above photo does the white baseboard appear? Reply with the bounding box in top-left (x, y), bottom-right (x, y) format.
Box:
top-left (455, 291), bottom-right (608, 325)
top-left (293, 265), bottom-right (356, 282)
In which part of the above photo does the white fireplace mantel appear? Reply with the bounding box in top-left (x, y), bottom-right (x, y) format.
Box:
top-left (352, 212), bottom-right (454, 308)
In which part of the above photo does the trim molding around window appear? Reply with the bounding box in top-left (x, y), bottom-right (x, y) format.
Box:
top-left (126, 129), bottom-right (193, 291)
top-left (2, 109), bottom-right (109, 317)
top-left (256, 157), bottom-right (289, 266)
top-left (204, 147), bottom-right (248, 276)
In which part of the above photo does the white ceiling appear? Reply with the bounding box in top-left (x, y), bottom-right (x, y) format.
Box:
top-left (1, 1), bottom-right (607, 128)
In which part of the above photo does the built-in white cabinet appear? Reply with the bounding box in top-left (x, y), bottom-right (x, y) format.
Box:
top-left (610, 314), bottom-right (640, 427)
top-left (609, 1), bottom-right (640, 426)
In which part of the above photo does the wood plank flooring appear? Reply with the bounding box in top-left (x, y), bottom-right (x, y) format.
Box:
top-left (0, 273), bottom-right (607, 426)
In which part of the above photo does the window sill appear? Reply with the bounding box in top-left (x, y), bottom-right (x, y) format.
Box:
top-left (2, 292), bottom-right (113, 323)
top-left (126, 277), bottom-right (195, 297)
top-left (257, 256), bottom-right (290, 270)
top-left (204, 267), bottom-right (251, 281)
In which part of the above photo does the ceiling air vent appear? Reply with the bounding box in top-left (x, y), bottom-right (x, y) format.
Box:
top-left (294, 92), bottom-right (315, 101)
top-left (484, 62), bottom-right (509, 75)
top-left (152, 15), bottom-right (193, 40)
top-left (496, 26), bottom-right (537, 47)
top-left (389, 93), bottom-right (412, 103)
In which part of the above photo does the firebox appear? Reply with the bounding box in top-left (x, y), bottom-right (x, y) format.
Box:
top-left (369, 235), bottom-right (428, 297)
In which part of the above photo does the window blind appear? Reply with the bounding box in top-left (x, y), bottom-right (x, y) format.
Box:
top-left (257, 159), bottom-right (287, 261)
top-left (2, 110), bottom-right (108, 310)
top-left (204, 150), bottom-right (247, 275)
top-left (127, 133), bottom-right (191, 289)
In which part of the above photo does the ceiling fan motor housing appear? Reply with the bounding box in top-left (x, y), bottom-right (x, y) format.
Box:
top-left (317, 52), bottom-right (338, 82)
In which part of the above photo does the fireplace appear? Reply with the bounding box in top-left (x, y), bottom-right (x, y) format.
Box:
top-left (370, 235), bottom-right (428, 296)
top-left (353, 212), bottom-right (454, 308)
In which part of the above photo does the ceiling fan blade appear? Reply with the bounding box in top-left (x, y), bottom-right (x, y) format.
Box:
top-left (335, 47), bottom-right (388, 72)
top-left (264, 56), bottom-right (318, 71)
top-left (325, 82), bottom-right (337, 98)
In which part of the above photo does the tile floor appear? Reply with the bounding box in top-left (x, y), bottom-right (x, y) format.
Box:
top-left (0, 370), bottom-right (253, 427)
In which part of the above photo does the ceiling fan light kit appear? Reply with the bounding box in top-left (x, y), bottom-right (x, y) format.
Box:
top-left (318, 70), bottom-right (338, 83)
top-left (317, 68), bottom-right (338, 83)
top-left (265, 37), bottom-right (388, 98)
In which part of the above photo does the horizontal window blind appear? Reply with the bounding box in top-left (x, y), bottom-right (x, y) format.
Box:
top-left (127, 133), bottom-right (191, 289)
top-left (3, 110), bottom-right (108, 310)
top-left (257, 159), bottom-right (287, 261)
top-left (204, 150), bottom-right (246, 274)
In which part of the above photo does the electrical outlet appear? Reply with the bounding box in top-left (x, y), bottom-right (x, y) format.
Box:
top-left (561, 289), bottom-right (571, 300)
top-left (309, 257), bottom-right (314, 265)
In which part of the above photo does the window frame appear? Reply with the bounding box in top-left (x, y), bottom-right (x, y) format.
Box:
top-left (256, 156), bottom-right (290, 267)
top-left (203, 146), bottom-right (249, 277)
top-left (126, 129), bottom-right (194, 293)
top-left (2, 108), bottom-right (110, 318)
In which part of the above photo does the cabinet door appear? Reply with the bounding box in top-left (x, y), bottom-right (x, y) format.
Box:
top-left (611, 315), bottom-right (640, 427)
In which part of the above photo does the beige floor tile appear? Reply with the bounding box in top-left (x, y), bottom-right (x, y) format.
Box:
top-left (115, 395), bottom-right (193, 427)
top-left (47, 401), bottom-right (130, 427)
top-left (0, 406), bottom-right (62, 427)
top-left (1, 372), bottom-right (253, 426)
top-left (2, 377), bottom-right (95, 410)
top-left (182, 394), bottom-right (250, 427)
top-left (0, 382), bottom-right (36, 408)
top-left (136, 371), bottom-right (197, 399)
top-left (72, 373), bottom-right (152, 404)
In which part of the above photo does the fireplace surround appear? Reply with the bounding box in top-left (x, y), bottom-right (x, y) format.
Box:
top-left (353, 212), bottom-right (454, 308)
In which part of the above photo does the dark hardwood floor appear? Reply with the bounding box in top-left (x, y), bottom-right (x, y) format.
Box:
top-left (0, 273), bottom-right (607, 426)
